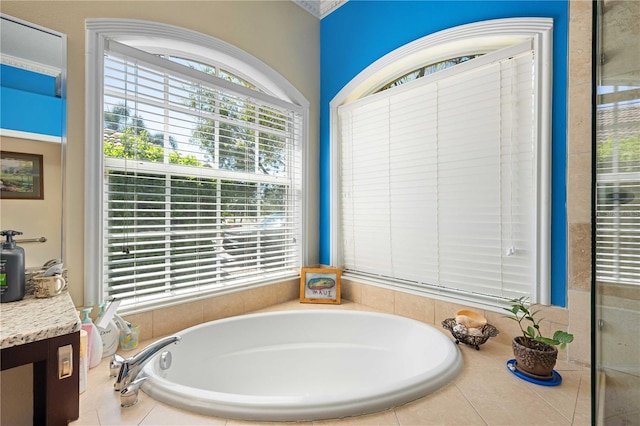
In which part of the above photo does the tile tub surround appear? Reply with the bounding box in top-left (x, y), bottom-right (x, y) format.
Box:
top-left (116, 278), bottom-right (588, 371)
top-left (73, 299), bottom-right (591, 426)
top-left (341, 279), bottom-right (585, 365)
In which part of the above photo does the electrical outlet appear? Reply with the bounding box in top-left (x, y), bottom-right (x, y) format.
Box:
top-left (58, 344), bottom-right (73, 379)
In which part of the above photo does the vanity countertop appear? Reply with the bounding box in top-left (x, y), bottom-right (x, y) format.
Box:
top-left (0, 292), bottom-right (81, 349)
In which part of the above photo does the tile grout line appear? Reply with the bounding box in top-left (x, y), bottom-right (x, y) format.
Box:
top-left (452, 382), bottom-right (489, 426)
top-left (392, 407), bottom-right (402, 426)
top-left (527, 368), bottom-right (585, 425)
top-left (568, 370), bottom-right (584, 425)
top-left (523, 380), bottom-right (574, 425)
top-left (137, 402), bottom-right (156, 426)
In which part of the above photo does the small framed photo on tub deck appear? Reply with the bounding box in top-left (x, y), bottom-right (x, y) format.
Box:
top-left (300, 267), bottom-right (341, 304)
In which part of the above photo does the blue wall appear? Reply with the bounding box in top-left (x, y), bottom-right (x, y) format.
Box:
top-left (320, 0), bottom-right (569, 306)
top-left (0, 65), bottom-right (63, 137)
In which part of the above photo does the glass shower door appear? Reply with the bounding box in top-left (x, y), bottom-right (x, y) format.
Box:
top-left (594, 1), bottom-right (640, 424)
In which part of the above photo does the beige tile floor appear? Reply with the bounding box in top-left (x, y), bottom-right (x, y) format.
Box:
top-left (71, 300), bottom-right (591, 425)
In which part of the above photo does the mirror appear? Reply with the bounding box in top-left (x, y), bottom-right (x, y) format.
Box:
top-left (0, 14), bottom-right (66, 268)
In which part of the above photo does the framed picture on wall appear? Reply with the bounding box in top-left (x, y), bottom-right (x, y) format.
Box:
top-left (0, 151), bottom-right (44, 200)
top-left (300, 267), bottom-right (341, 304)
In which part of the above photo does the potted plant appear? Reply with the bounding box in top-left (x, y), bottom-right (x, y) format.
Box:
top-left (504, 297), bottom-right (574, 379)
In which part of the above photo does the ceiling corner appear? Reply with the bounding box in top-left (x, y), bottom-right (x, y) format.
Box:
top-left (293, 0), bottom-right (347, 19)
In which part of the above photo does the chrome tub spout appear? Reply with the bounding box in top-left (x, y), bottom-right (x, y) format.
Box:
top-left (114, 335), bottom-right (181, 391)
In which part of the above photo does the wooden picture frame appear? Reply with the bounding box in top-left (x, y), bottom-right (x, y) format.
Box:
top-left (0, 151), bottom-right (44, 200)
top-left (300, 267), bottom-right (341, 304)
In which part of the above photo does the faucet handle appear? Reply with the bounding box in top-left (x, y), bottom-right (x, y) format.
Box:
top-left (120, 376), bottom-right (147, 408)
top-left (113, 334), bottom-right (181, 392)
top-left (110, 354), bottom-right (125, 377)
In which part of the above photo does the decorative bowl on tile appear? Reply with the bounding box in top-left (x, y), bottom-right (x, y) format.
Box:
top-left (441, 318), bottom-right (499, 350)
top-left (454, 309), bottom-right (488, 329)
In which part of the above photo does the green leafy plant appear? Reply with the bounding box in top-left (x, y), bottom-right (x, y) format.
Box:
top-left (504, 297), bottom-right (574, 349)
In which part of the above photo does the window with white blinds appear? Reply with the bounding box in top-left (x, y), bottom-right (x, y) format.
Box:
top-left (338, 41), bottom-right (548, 304)
top-left (99, 39), bottom-right (303, 309)
top-left (596, 87), bottom-right (640, 285)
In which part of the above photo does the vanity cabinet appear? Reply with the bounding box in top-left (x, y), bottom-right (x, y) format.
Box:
top-left (1, 292), bottom-right (81, 425)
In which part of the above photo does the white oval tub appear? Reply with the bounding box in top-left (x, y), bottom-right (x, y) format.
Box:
top-left (141, 309), bottom-right (463, 421)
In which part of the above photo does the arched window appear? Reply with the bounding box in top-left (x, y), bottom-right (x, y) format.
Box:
top-left (331, 18), bottom-right (553, 308)
top-left (85, 19), bottom-right (308, 312)
top-left (374, 54), bottom-right (484, 93)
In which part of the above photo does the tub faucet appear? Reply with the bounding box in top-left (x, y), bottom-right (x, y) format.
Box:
top-left (114, 335), bottom-right (181, 391)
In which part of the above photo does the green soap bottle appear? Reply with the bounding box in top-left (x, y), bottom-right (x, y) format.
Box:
top-left (0, 230), bottom-right (25, 303)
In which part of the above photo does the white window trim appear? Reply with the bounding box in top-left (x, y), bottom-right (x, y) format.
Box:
top-left (85, 19), bottom-right (310, 308)
top-left (329, 18), bottom-right (553, 307)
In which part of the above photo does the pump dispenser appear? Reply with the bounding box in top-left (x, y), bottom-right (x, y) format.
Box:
top-left (1, 230), bottom-right (25, 303)
top-left (81, 307), bottom-right (103, 368)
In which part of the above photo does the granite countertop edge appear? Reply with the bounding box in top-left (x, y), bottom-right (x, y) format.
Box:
top-left (0, 292), bottom-right (81, 350)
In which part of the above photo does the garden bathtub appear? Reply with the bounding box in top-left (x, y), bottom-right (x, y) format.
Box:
top-left (141, 309), bottom-right (462, 421)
